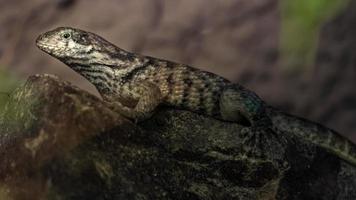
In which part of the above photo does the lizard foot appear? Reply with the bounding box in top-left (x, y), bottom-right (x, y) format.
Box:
top-left (240, 117), bottom-right (282, 158)
top-left (241, 127), bottom-right (265, 158)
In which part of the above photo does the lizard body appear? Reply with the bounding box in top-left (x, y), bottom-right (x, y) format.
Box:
top-left (36, 27), bottom-right (356, 166)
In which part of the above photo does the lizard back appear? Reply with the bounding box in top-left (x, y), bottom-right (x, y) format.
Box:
top-left (118, 57), bottom-right (231, 118)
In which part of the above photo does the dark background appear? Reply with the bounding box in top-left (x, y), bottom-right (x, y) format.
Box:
top-left (0, 0), bottom-right (355, 141)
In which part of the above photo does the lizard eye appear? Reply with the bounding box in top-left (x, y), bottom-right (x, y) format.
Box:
top-left (62, 32), bottom-right (71, 39)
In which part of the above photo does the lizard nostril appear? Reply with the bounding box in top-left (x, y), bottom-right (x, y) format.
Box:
top-left (36, 35), bottom-right (42, 44)
top-left (36, 33), bottom-right (47, 45)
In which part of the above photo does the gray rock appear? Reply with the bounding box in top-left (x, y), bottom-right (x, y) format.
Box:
top-left (0, 74), bottom-right (355, 200)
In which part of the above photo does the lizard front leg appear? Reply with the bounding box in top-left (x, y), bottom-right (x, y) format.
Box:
top-left (102, 82), bottom-right (162, 122)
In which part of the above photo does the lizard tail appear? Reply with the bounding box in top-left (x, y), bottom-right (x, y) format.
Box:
top-left (266, 107), bottom-right (356, 166)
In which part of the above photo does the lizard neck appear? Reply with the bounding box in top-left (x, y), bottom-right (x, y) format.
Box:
top-left (69, 63), bottom-right (116, 94)
top-left (64, 49), bottom-right (150, 95)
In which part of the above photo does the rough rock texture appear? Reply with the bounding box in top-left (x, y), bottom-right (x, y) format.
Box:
top-left (0, 74), bottom-right (355, 200)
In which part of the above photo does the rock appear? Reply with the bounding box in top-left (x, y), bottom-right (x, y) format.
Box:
top-left (0, 74), bottom-right (355, 200)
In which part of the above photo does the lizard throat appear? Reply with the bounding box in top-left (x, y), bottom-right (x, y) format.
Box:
top-left (68, 57), bottom-right (151, 95)
top-left (70, 63), bottom-right (116, 93)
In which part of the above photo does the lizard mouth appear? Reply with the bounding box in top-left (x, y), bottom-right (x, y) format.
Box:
top-left (36, 34), bottom-right (58, 53)
top-left (36, 39), bottom-right (49, 50)
top-left (35, 34), bottom-right (47, 48)
top-left (36, 41), bottom-right (61, 55)
top-left (36, 42), bottom-right (47, 51)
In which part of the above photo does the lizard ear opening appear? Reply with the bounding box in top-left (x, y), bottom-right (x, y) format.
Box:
top-left (74, 33), bottom-right (90, 45)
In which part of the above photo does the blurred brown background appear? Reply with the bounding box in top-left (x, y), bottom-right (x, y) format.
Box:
top-left (0, 0), bottom-right (356, 141)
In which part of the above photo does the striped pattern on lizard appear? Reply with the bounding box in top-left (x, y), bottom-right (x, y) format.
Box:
top-left (36, 27), bottom-right (356, 166)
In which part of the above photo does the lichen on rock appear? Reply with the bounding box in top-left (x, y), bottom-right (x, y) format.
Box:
top-left (0, 74), bottom-right (355, 200)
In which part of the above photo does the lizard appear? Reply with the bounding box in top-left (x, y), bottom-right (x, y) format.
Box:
top-left (36, 27), bottom-right (356, 166)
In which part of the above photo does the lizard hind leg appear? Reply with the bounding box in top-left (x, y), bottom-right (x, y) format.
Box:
top-left (219, 85), bottom-right (282, 157)
top-left (219, 84), bottom-right (265, 126)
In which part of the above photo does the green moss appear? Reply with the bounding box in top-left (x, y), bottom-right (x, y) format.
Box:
top-left (0, 67), bottom-right (23, 112)
top-left (279, 0), bottom-right (350, 74)
top-left (0, 70), bottom-right (37, 135)
top-left (0, 185), bottom-right (11, 200)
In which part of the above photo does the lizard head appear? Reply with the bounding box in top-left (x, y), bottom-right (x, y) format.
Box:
top-left (36, 27), bottom-right (130, 67)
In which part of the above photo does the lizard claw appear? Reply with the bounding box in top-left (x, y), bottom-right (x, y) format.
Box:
top-left (240, 117), bottom-right (280, 158)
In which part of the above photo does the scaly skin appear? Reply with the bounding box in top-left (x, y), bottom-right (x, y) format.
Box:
top-left (36, 27), bottom-right (356, 166)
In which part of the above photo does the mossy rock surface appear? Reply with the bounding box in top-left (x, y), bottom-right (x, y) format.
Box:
top-left (0, 74), bottom-right (355, 200)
